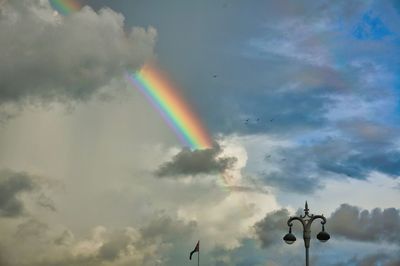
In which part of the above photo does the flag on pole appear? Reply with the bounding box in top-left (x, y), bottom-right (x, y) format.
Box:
top-left (189, 240), bottom-right (200, 260)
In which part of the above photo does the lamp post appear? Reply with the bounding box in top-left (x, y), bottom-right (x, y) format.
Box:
top-left (283, 201), bottom-right (330, 266)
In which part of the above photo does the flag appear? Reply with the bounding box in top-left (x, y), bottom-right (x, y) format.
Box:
top-left (189, 240), bottom-right (199, 260)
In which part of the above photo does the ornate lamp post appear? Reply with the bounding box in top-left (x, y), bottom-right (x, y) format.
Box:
top-left (283, 201), bottom-right (330, 266)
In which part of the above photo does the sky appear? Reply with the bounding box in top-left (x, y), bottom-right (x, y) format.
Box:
top-left (0, 0), bottom-right (399, 265)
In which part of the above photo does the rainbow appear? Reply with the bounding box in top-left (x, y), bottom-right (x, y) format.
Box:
top-left (50, 0), bottom-right (81, 15)
top-left (126, 64), bottom-right (213, 150)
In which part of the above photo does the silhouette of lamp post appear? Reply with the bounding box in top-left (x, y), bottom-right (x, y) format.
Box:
top-left (283, 201), bottom-right (330, 266)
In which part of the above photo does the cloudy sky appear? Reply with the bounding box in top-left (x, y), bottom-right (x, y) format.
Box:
top-left (0, 0), bottom-right (399, 265)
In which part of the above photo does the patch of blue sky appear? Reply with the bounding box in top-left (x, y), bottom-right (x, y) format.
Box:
top-left (352, 12), bottom-right (392, 40)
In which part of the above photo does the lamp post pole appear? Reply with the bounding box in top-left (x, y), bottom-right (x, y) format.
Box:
top-left (283, 201), bottom-right (330, 266)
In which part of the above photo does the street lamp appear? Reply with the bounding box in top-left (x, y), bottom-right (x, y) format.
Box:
top-left (283, 201), bottom-right (330, 266)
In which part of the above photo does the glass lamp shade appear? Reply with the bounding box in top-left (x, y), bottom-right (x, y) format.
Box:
top-left (317, 231), bottom-right (330, 242)
top-left (283, 233), bottom-right (296, 244)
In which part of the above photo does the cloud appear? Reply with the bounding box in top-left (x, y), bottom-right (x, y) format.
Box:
top-left (98, 230), bottom-right (133, 261)
top-left (0, 169), bottom-right (57, 217)
top-left (36, 193), bottom-right (56, 212)
top-left (254, 203), bottom-right (400, 250)
top-left (0, 0), bottom-right (156, 105)
top-left (253, 208), bottom-right (290, 248)
top-left (332, 252), bottom-right (400, 266)
top-left (225, 185), bottom-right (269, 195)
top-left (328, 204), bottom-right (400, 244)
top-left (155, 144), bottom-right (237, 177)
top-left (0, 169), bottom-right (36, 217)
top-left (0, 214), bottom-right (198, 266)
top-left (15, 218), bottom-right (49, 239)
top-left (54, 230), bottom-right (74, 246)
top-left (259, 119), bottom-right (400, 193)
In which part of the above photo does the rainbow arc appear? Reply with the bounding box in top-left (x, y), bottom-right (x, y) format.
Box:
top-left (127, 64), bottom-right (213, 150)
top-left (50, 0), bottom-right (81, 15)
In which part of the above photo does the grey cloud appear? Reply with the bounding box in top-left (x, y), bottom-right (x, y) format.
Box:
top-left (261, 120), bottom-right (400, 193)
top-left (253, 209), bottom-right (290, 248)
top-left (0, 214), bottom-right (197, 266)
top-left (328, 204), bottom-right (400, 244)
top-left (155, 144), bottom-right (237, 177)
top-left (261, 146), bottom-right (325, 193)
top-left (0, 169), bottom-right (35, 217)
top-left (254, 203), bottom-right (400, 250)
top-left (54, 230), bottom-right (74, 246)
top-left (225, 185), bottom-right (269, 195)
top-left (29, 256), bottom-right (100, 266)
top-left (37, 193), bottom-right (56, 212)
top-left (15, 218), bottom-right (49, 239)
top-left (138, 214), bottom-right (198, 266)
top-left (98, 230), bottom-right (132, 261)
top-left (0, 0), bottom-right (156, 105)
top-left (337, 119), bottom-right (397, 143)
top-left (0, 169), bottom-right (56, 217)
top-left (262, 169), bottom-right (322, 194)
top-left (332, 252), bottom-right (400, 266)
top-left (319, 120), bottom-right (400, 178)
top-left (139, 214), bottom-right (197, 243)
top-left (314, 131), bottom-right (400, 179)
top-left (204, 67), bottom-right (336, 136)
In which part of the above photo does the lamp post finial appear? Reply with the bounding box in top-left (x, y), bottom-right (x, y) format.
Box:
top-left (304, 201), bottom-right (309, 215)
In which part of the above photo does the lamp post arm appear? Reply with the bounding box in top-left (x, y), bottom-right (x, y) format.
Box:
top-left (309, 214), bottom-right (327, 226)
top-left (287, 216), bottom-right (305, 230)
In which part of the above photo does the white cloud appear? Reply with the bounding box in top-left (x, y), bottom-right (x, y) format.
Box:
top-left (0, 0), bottom-right (156, 105)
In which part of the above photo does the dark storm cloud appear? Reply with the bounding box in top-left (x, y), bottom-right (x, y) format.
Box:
top-left (0, 169), bottom-right (35, 217)
top-left (0, 0), bottom-right (155, 105)
top-left (155, 144), bottom-right (237, 177)
top-left (328, 204), bottom-right (400, 244)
